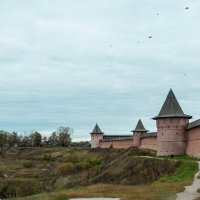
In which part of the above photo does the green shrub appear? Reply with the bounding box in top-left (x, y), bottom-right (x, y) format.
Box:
top-left (75, 162), bottom-right (89, 171)
top-left (22, 160), bottom-right (34, 168)
top-left (92, 165), bottom-right (102, 175)
top-left (56, 162), bottom-right (75, 175)
top-left (66, 151), bottom-right (79, 163)
top-left (0, 150), bottom-right (6, 158)
top-left (85, 157), bottom-right (102, 168)
top-left (44, 153), bottom-right (55, 161)
top-left (0, 166), bottom-right (6, 173)
top-left (0, 178), bottom-right (43, 198)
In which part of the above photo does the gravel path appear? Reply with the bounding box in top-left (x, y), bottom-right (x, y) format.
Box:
top-left (176, 161), bottom-right (200, 200)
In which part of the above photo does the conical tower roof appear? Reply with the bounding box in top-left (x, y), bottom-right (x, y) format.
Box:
top-left (132, 119), bottom-right (148, 132)
top-left (153, 89), bottom-right (192, 119)
top-left (90, 123), bottom-right (104, 134)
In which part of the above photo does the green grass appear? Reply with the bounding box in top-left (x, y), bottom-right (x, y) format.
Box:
top-left (50, 194), bottom-right (68, 200)
top-left (22, 160), bottom-right (34, 168)
top-left (159, 161), bottom-right (198, 182)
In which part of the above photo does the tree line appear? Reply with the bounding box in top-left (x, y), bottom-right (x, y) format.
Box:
top-left (0, 127), bottom-right (72, 148)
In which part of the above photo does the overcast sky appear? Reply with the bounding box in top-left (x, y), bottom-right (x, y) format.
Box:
top-left (0, 0), bottom-right (200, 141)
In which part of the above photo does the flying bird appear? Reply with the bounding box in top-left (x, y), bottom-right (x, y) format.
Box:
top-left (148, 36), bottom-right (152, 39)
top-left (185, 7), bottom-right (189, 10)
top-left (157, 13), bottom-right (159, 15)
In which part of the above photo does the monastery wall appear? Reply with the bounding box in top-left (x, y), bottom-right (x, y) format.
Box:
top-left (112, 140), bottom-right (133, 149)
top-left (186, 127), bottom-right (200, 158)
top-left (140, 137), bottom-right (157, 150)
top-left (99, 139), bottom-right (133, 149)
top-left (99, 141), bottom-right (112, 148)
top-left (91, 89), bottom-right (200, 157)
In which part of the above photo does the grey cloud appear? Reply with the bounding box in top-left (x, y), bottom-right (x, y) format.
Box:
top-left (0, 0), bottom-right (199, 140)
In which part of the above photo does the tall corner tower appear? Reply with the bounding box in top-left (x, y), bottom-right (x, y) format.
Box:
top-left (132, 119), bottom-right (148, 147)
top-left (90, 123), bottom-right (104, 148)
top-left (153, 89), bottom-right (192, 156)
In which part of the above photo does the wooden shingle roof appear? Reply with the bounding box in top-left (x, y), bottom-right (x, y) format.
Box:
top-left (186, 119), bottom-right (200, 130)
top-left (90, 123), bottom-right (104, 134)
top-left (132, 119), bottom-right (148, 132)
top-left (153, 89), bottom-right (192, 119)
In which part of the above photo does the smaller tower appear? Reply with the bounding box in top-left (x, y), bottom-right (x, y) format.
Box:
top-left (132, 119), bottom-right (148, 147)
top-left (90, 123), bottom-right (104, 148)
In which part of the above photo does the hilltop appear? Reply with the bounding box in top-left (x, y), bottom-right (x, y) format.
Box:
top-left (0, 147), bottom-right (198, 200)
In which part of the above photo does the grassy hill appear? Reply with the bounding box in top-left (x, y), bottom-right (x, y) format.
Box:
top-left (0, 147), bottom-right (198, 200)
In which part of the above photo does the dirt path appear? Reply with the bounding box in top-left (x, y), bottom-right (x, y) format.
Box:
top-left (176, 161), bottom-right (200, 200)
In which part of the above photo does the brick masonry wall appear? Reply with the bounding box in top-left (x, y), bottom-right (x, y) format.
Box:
top-left (140, 137), bottom-right (157, 150)
top-left (133, 132), bottom-right (141, 147)
top-left (156, 117), bottom-right (188, 156)
top-left (99, 141), bottom-right (112, 148)
top-left (186, 127), bottom-right (200, 158)
top-left (99, 139), bottom-right (133, 149)
top-left (91, 134), bottom-right (104, 148)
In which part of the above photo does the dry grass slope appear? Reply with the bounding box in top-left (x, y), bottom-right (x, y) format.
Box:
top-left (0, 147), bottom-right (198, 200)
